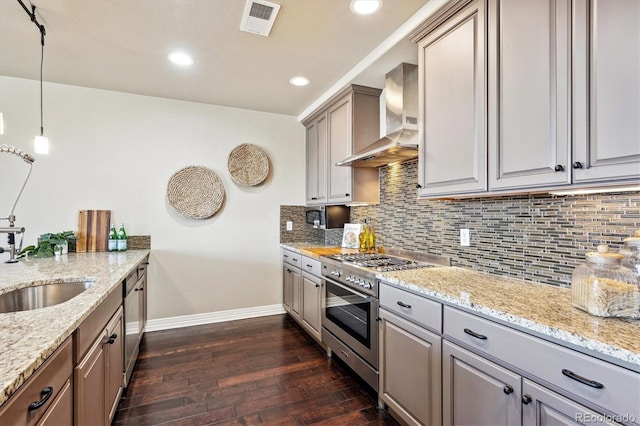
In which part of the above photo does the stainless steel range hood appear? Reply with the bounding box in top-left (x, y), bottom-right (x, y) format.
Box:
top-left (336, 63), bottom-right (418, 168)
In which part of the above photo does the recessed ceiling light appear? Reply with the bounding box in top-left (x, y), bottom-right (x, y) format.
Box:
top-left (350, 0), bottom-right (382, 15)
top-left (168, 52), bottom-right (194, 67)
top-left (289, 76), bottom-right (310, 87)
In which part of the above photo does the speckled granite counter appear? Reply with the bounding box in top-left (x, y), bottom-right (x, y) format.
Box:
top-left (281, 243), bottom-right (357, 259)
top-left (380, 267), bottom-right (640, 372)
top-left (0, 250), bottom-right (150, 406)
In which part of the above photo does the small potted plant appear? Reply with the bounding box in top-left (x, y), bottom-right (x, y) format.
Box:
top-left (18, 231), bottom-right (76, 258)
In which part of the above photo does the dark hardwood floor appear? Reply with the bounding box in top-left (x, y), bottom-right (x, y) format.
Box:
top-left (114, 314), bottom-right (399, 426)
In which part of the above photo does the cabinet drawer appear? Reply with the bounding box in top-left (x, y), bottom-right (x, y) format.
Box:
top-left (444, 306), bottom-right (640, 419)
top-left (301, 256), bottom-right (321, 277)
top-left (0, 338), bottom-right (73, 426)
top-left (282, 250), bottom-right (301, 267)
top-left (380, 283), bottom-right (442, 333)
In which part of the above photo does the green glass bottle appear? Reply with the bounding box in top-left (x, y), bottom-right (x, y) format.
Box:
top-left (117, 223), bottom-right (127, 252)
top-left (108, 224), bottom-right (118, 252)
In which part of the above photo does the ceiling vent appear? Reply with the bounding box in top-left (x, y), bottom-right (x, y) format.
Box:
top-left (240, 0), bottom-right (281, 37)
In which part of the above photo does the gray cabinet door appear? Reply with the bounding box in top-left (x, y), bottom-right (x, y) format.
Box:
top-left (327, 95), bottom-right (353, 204)
top-left (442, 340), bottom-right (521, 426)
top-left (573, 0), bottom-right (640, 183)
top-left (290, 267), bottom-right (302, 320)
top-left (305, 115), bottom-right (328, 205)
top-left (380, 309), bottom-right (442, 426)
top-left (301, 273), bottom-right (321, 340)
top-left (417, 0), bottom-right (487, 197)
top-left (522, 379), bottom-right (619, 426)
top-left (488, 0), bottom-right (571, 190)
top-left (282, 265), bottom-right (294, 313)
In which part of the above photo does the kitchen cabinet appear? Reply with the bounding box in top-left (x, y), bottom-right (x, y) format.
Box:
top-left (412, 0), bottom-right (639, 198)
top-left (522, 379), bottom-right (618, 426)
top-left (303, 85), bottom-right (381, 206)
top-left (415, 0), bottom-right (487, 197)
top-left (487, 0), bottom-right (572, 190)
top-left (442, 340), bottom-right (521, 425)
top-left (443, 305), bottom-right (639, 425)
top-left (282, 250), bottom-right (302, 321)
top-left (572, 0), bottom-right (640, 183)
top-left (0, 338), bottom-right (73, 426)
top-left (74, 289), bottom-right (124, 426)
top-left (301, 262), bottom-right (322, 341)
top-left (379, 283), bottom-right (443, 426)
top-left (124, 258), bottom-right (149, 387)
top-left (305, 115), bottom-right (328, 205)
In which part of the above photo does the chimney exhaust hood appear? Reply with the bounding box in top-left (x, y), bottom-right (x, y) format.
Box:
top-left (336, 63), bottom-right (419, 168)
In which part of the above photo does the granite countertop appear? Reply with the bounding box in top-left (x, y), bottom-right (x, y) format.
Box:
top-left (0, 250), bottom-right (150, 406)
top-left (282, 243), bottom-right (640, 372)
top-left (380, 267), bottom-right (640, 372)
top-left (281, 243), bottom-right (357, 259)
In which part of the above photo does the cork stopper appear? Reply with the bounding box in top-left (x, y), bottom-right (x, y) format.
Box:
top-left (586, 244), bottom-right (623, 265)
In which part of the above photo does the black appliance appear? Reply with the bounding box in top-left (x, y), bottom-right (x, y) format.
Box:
top-left (305, 205), bottom-right (350, 229)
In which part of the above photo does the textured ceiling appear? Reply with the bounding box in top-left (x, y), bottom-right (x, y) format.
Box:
top-left (0, 0), bottom-right (431, 117)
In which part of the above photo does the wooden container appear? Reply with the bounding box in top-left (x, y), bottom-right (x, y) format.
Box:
top-left (77, 210), bottom-right (111, 252)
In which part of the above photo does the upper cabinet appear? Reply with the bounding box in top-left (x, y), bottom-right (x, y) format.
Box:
top-left (412, 0), bottom-right (640, 198)
top-left (573, 0), bottom-right (640, 183)
top-left (416, 0), bottom-right (487, 197)
top-left (303, 85), bottom-right (381, 206)
top-left (487, 0), bottom-right (572, 190)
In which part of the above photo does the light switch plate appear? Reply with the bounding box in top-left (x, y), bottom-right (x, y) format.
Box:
top-left (286, 221), bottom-right (293, 231)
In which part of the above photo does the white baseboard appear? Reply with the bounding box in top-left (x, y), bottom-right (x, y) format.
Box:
top-left (146, 304), bottom-right (287, 332)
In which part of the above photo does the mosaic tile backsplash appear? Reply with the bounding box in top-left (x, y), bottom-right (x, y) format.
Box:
top-left (351, 160), bottom-right (640, 287)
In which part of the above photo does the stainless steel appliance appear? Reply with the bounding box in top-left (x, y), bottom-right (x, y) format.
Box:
top-left (321, 250), bottom-right (450, 391)
top-left (123, 260), bottom-right (147, 386)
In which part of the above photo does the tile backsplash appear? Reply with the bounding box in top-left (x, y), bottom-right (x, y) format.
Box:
top-left (351, 160), bottom-right (640, 287)
top-left (280, 160), bottom-right (639, 287)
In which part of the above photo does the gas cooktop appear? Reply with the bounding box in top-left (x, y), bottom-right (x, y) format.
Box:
top-left (326, 253), bottom-right (431, 272)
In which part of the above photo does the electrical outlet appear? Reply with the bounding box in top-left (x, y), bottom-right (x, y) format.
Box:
top-left (286, 221), bottom-right (293, 231)
top-left (460, 229), bottom-right (470, 246)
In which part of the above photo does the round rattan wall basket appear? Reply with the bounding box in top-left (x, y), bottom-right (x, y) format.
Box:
top-left (227, 143), bottom-right (270, 186)
top-left (167, 166), bottom-right (225, 219)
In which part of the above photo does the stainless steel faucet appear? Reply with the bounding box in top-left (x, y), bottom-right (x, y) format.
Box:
top-left (0, 145), bottom-right (35, 263)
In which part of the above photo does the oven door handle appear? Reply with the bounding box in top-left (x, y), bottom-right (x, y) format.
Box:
top-left (323, 277), bottom-right (375, 302)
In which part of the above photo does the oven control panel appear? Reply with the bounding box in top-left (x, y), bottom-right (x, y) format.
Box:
top-left (345, 275), bottom-right (373, 290)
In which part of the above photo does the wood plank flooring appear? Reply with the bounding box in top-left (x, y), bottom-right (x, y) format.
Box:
top-left (114, 314), bottom-right (399, 425)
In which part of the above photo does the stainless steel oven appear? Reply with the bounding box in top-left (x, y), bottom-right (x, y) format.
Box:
top-left (322, 276), bottom-right (379, 381)
top-left (320, 251), bottom-right (451, 393)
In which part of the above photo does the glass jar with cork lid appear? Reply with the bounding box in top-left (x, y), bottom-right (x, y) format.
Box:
top-left (571, 244), bottom-right (640, 318)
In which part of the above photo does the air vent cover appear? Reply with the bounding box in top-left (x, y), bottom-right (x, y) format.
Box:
top-left (240, 0), bottom-right (281, 36)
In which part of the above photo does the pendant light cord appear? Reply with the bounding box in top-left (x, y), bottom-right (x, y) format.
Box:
top-left (39, 34), bottom-right (44, 136)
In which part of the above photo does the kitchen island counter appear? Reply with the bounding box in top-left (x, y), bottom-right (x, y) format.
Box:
top-left (380, 266), bottom-right (640, 372)
top-left (0, 250), bottom-right (150, 406)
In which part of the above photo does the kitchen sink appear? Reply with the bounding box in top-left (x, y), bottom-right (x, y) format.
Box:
top-left (0, 281), bottom-right (94, 313)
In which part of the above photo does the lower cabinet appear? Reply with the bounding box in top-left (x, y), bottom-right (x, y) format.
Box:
top-left (380, 308), bottom-right (441, 426)
top-left (301, 272), bottom-right (322, 341)
top-left (0, 337), bottom-right (73, 426)
top-left (442, 340), bottom-right (521, 425)
top-left (75, 306), bottom-right (123, 426)
top-left (282, 249), bottom-right (323, 345)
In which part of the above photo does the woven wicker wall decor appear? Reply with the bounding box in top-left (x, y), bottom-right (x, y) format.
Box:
top-left (227, 143), bottom-right (270, 186)
top-left (167, 166), bottom-right (225, 219)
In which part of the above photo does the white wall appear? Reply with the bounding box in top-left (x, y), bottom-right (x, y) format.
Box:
top-left (0, 76), bottom-right (305, 320)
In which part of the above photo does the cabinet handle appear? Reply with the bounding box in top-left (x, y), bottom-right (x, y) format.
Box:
top-left (286, 268), bottom-right (291, 273)
top-left (28, 387), bottom-right (53, 411)
top-left (340, 350), bottom-right (350, 358)
top-left (283, 254), bottom-right (289, 258)
top-left (522, 394), bottom-right (532, 405)
top-left (572, 161), bottom-right (584, 169)
top-left (306, 264), bottom-right (313, 268)
top-left (415, 184), bottom-right (422, 189)
top-left (311, 197), bottom-right (317, 200)
top-left (135, 287), bottom-right (144, 291)
top-left (345, 193), bottom-right (350, 197)
top-left (315, 284), bottom-right (320, 288)
top-left (561, 369), bottom-right (604, 389)
top-left (396, 301), bottom-right (412, 309)
top-left (104, 333), bottom-right (118, 345)
top-left (554, 164), bottom-right (565, 172)
top-left (503, 385), bottom-right (514, 395)
top-left (463, 328), bottom-right (488, 340)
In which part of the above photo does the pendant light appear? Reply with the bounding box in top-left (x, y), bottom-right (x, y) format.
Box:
top-left (17, 0), bottom-right (48, 154)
